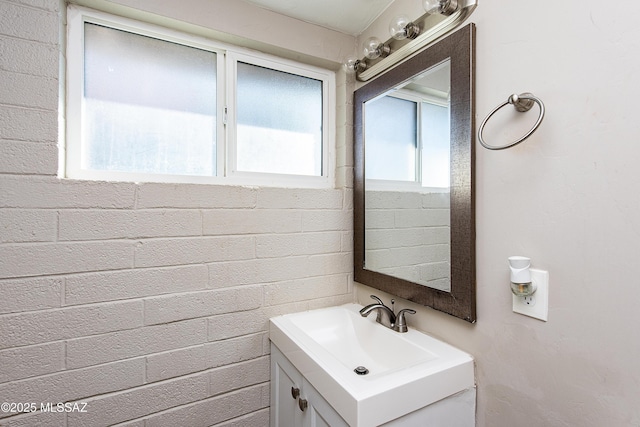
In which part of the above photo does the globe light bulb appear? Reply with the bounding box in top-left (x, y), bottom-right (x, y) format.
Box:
top-left (423, 0), bottom-right (442, 14)
top-left (423, 0), bottom-right (457, 15)
top-left (389, 15), bottom-right (420, 40)
top-left (389, 15), bottom-right (411, 40)
top-left (362, 37), bottom-right (389, 60)
top-left (342, 56), bottom-right (365, 73)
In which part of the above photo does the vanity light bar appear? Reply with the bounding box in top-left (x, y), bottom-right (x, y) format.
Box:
top-left (345, 0), bottom-right (477, 82)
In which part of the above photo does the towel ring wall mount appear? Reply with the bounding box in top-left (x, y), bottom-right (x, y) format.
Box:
top-left (478, 93), bottom-right (545, 150)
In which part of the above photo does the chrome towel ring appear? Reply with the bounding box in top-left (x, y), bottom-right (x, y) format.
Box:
top-left (478, 93), bottom-right (545, 150)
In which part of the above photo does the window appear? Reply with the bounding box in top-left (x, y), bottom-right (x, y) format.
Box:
top-left (66, 6), bottom-right (334, 187)
top-left (82, 23), bottom-right (219, 177)
top-left (235, 61), bottom-right (323, 176)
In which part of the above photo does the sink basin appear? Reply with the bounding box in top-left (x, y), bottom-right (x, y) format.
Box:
top-left (270, 303), bottom-right (474, 426)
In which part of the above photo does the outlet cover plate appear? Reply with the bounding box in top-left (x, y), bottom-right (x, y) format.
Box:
top-left (512, 268), bottom-right (548, 321)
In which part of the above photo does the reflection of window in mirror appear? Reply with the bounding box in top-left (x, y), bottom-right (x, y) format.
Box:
top-left (364, 95), bottom-right (417, 182)
top-left (364, 60), bottom-right (451, 192)
top-left (421, 99), bottom-right (450, 188)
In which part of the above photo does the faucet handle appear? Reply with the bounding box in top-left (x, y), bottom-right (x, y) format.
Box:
top-left (394, 309), bottom-right (416, 333)
top-left (368, 295), bottom-right (386, 323)
top-left (369, 295), bottom-right (384, 305)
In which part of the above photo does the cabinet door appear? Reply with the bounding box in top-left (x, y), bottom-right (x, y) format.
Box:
top-left (303, 379), bottom-right (349, 427)
top-left (271, 347), bottom-right (304, 427)
top-left (271, 344), bottom-right (348, 427)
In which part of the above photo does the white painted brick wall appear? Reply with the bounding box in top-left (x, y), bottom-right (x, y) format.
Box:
top-left (256, 187), bottom-right (344, 209)
top-left (64, 265), bottom-right (209, 305)
top-left (0, 0), bottom-right (354, 424)
top-left (0, 410), bottom-right (65, 427)
top-left (0, 70), bottom-right (58, 110)
top-left (214, 408), bottom-right (270, 427)
top-left (58, 209), bottom-right (203, 241)
top-left (0, 277), bottom-right (62, 314)
top-left (65, 318), bottom-right (208, 369)
top-left (143, 287), bottom-right (263, 325)
top-left (136, 182), bottom-right (257, 209)
top-left (255, 231), bottom-right (342, 257)
top-left (0, 36), bottom-right (59, 77)
top-left (0, 106), bottom-right (57, 141)
top-left (143, 383), bottom-right (270, 427)
top-left (145, 333), bottom-right (264, 382)
top-left (0, 141), bottom-right (58, 175)
top-left (134, 235), bottom-right (256, 268)
top-left (263, 274), bottom-right (350, 305)
top-left (0, 300), bottom-right (144, 349)
top-left (0, 241), bottom-right (135, 278)
top-left (0, 359), bottom-right (145, 419)
top-left (0, 176), bottom-right (137, 208)
top-left (202, 208), bottom-right (302, 235)
top-left (208, 356), bottom-right (270, 396)
top-left (207, 252), bottom-right (351, 287)
top-left (66, 373), bottom-right (211, 426)
top-left (0, 342), bottom-right (64, 383)
top-left (0, 2), bottom-right (58, 43)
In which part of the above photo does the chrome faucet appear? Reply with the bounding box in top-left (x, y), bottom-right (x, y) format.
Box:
top-left (359, 295), bottom-right (416, 333)
top-left (359, 295), bottom-right (396, 328)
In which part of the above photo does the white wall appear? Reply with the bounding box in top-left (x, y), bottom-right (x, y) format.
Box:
top-left (356, 0), bottom-right (640, 426)
top-left (0, 0), bottom-right (355, 425)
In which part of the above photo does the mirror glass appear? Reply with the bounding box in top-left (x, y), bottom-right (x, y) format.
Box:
top-left (364, 60), bottom-right (452, 291)
top-left (354, 24), bottom-right (476, 322)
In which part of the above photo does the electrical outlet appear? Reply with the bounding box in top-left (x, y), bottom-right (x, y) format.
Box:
top-left (512, 269), bottom-right (548, 321)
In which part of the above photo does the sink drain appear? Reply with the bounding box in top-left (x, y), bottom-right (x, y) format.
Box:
top-left (354, 366), bottom-right (369, 375)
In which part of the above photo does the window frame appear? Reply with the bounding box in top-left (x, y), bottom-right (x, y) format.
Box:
top-left (225, 50), bottom-right (333, 186)
top-left (65, 5), bottom-right (335, 188)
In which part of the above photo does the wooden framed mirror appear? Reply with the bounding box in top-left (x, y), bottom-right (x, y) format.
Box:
top-left (354, 24), bottom-right (476, 322)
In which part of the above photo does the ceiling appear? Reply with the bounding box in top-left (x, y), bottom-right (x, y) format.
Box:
top-left (242, 0), bottom-right (395, 36)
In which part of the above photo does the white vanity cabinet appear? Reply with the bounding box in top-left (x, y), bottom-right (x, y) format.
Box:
top-left (270, 305), bottom-right (476, 426)
top-left (271, 345), bottom-right (348, 427)
top-left (271, 343), bottom-right (475, 427)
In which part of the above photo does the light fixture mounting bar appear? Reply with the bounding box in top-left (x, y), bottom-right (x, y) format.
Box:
top-left (356, 0), bottom-right (476, 81)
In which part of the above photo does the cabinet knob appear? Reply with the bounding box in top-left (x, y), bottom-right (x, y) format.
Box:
top-left (291, 387), bottom-right (300, 400)
top-left (298, 398), bottom-right (308, 412)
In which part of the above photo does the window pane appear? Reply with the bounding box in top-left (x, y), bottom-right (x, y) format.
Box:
top-left (83, 23), bottom-right (217, 176)
top-left (364, 96), bottom-right (417, 181)
top-left (421, 102), bottom-right (450, 188)
top-left (236, 62), bottom-right (323, 176)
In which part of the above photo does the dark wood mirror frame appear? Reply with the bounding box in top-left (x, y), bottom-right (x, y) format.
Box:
top-left (353, 24), bottom-right (476, 323)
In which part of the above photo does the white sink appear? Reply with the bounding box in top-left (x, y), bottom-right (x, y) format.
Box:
top-left (269, 303), bottom-right (474, 426)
